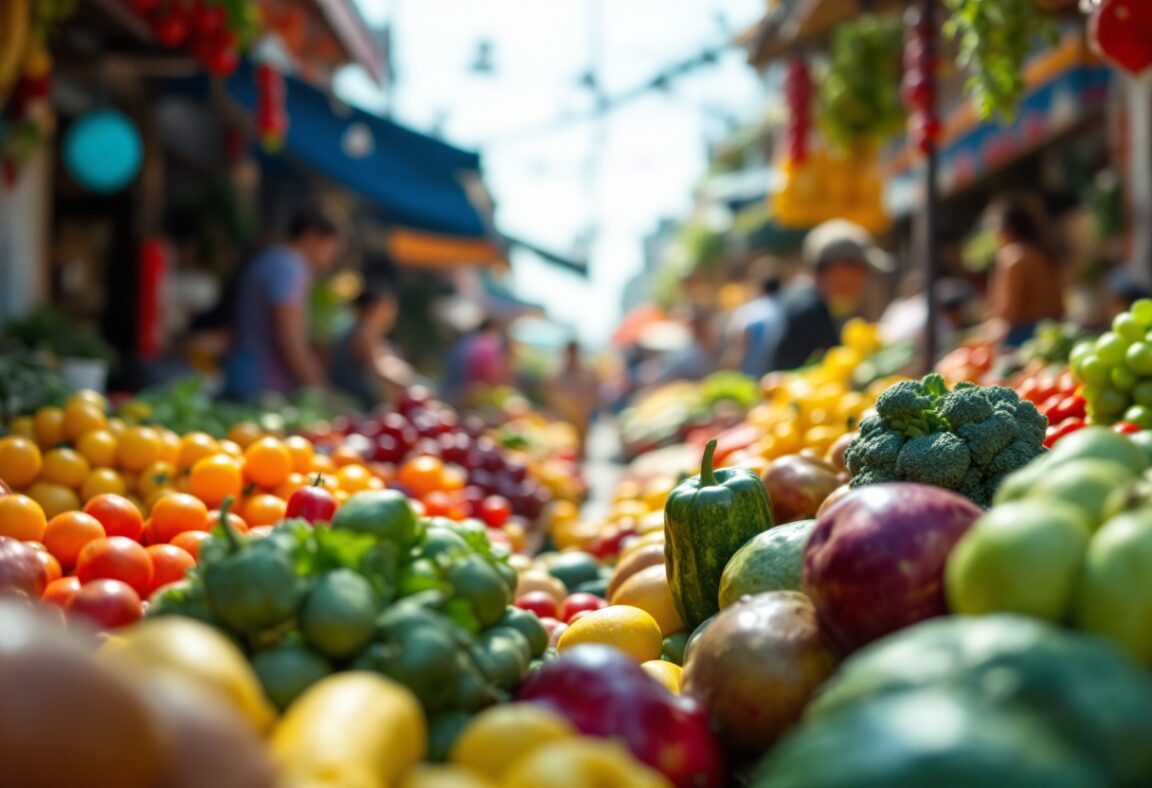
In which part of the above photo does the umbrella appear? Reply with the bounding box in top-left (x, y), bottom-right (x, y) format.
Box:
top-left (612, 304), bottom-right (666, 346)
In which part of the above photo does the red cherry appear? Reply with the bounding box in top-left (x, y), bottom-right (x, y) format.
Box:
top-left (901, 73), bottom-right (935, 111)
top-left (206, 44), bottom-right (239, 76)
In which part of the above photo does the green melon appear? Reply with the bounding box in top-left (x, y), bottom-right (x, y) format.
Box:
top-left (718, 520), bottom-right (816, 609)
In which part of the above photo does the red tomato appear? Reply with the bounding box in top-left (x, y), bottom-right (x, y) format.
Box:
top-left (67, 579), bottom-right (143, 629)
top-left (284, 485), bottom-right (338, 524)
top-left (42, 576), bottom-right (80, 608)
top-left (1113, 421), bottom-right (1142, 435)
top-left (561, 593), bottom-right (609, 623)
top-left (76, 536), bottom-right (154, 597)
top-left (1045, 417), bottom-right (1087, 447)
top-left (1060, 395), bottom-right (1087, 421)
top-left (82, 494), bottom-right (144, 542)
top-left (479, 495), bottom-right (512, 528)
top-left (422, 490), bottom-right (456, 519)
top-left (1018, 379), bottom-right (1042, 405)
top-left (143, 544), bottom-right (196, 598)
top-left (541, 616), bottom-right (567, 648)
top-left (516, 591), bottom-right (559, 619)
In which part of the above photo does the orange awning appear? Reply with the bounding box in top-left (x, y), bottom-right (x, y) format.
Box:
top-left (613, 305), bottom-right (667, 347)
top-left (387, 228), bottom-right (507, 270)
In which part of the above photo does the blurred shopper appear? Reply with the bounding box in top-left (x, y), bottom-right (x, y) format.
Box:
top-left (223, 206), bottom-right (343, 400)
top-left (442, 318), bottom-right (510, 406)
top-left (545, 340), bottom-right (600, 459)
top-left (726, 273), bottom-right (784, 379)
top-left (985, 196), bottom-right (1064, 347)
top-left (765, 220), bottom-right (893, 371)
top-left (880, 277), bottom-right (975, 353)
top-left (660, 312), bottom-right (719, 382)
top-left (328, 281), bottom-right (414, 409)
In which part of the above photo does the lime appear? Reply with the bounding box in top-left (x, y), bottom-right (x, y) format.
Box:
top-left (1048, 426), bottom-right (1150, 473)
top-left (331, 490), bottom-right (419, 548)
top-left (1074, 510), bottom-right (1152, 666)
top-left (1112, 365), bottom-right (1138, 391)
top-left (1115, 312), bottom-right (1146, 342)
top-left (251, 644), bottom-right (331, 712)
top-left (1028, 458), bottom-right (1139, 528)
top-left (1097, 332), bottom-right (1131, 366)
top-left (446, 556), bottom-right (511, 628)
top-left (661, 631), bottom-right (690, 665)
top-left (542, 551), bottom-right (601, 592)
top-left (299, 569), bottom-right (379, 660)
top-left (1127, 342), bottom-right (1152, 377)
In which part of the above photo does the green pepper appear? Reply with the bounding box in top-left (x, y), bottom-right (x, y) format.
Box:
top-left (664, 439), bottom-right (774, 630)
top-left (202, 500), bottom-right (302, 636)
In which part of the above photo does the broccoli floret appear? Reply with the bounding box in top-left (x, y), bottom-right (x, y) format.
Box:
top-left (956, 410), bottom-right (1019, 467)
top-left (958, 467), bottom-right (989, 506)
top-left (937, 387), bottom-right (995, 428)
top-left (845, 429), bottom-right (905, 477)
top-left (986, 437), bottom-right (1045, 476)
top-left (1005, 398), bottom-right (1048, 447)
top-left (857, 415), bottom-right (883, 439)
top-left (849, 467), bottom-right (897, 488)
top-left (895, 432), bottom-right (971, 489)
top-left (874, 380), bottom-right (933, 430)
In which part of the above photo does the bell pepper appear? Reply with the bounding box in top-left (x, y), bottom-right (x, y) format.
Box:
top-left (202, 500), bottom-right (302, 636)
top-left (664, 440), bottom-right (774, 630)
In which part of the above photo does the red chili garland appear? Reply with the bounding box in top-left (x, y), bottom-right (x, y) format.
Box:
top-left (255, 63), bottom-right (288, 151)
top-left (128, 0), bottom-right (240, 77)
top-left (783, 56), bottom-right (812, 164)
top-left (902, 7), bottom-right (940, 155)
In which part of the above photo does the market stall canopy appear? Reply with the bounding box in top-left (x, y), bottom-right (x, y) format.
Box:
top-left (223, 62), bottom-right (502, 263)
top-left (612, 305), bottom-right (667, 347)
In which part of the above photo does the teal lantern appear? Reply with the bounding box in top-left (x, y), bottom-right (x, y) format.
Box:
top-left (63, 110), bottom-right (143, 193)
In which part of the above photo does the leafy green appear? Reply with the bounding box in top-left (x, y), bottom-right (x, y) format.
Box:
top-left (818, 14), bottom-right (906, 149)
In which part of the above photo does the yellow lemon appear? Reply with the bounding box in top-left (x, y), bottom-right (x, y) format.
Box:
top-left (503, 739), bottom-right (670, 788)
top-left (609, 565), bottom-right (684, 636)
top-left (450, 704), bottom-right (575, 781)
top-left (557, 605), bottom-right (663, 663)
top-left (641, 660), bottom-right (683, 694)
top-left (400, 765), bottom-right (495, 788)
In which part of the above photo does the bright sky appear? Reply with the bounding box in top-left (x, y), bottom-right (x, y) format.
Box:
top-left (340, 0), bottom-right (767, 345)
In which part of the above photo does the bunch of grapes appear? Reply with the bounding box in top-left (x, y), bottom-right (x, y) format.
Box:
top-left (1071, 300), bottom-right (1152, 426)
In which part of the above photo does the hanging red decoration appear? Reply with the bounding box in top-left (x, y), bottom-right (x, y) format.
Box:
top-left (128, 0), bottom-right (243, 77)
top-left (255, 63), bottom-right (288, 151)
top-left (1089, 0), bottom-right (1152, 77)
top-left (902, 6), bottom-right (940, 155)
top-left (783, 56), bottom-right (812, 164)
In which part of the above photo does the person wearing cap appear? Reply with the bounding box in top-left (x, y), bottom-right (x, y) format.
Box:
top-left (328, 280), bottom-right (414, 409)
top-left (763, 219), bottom-right (893, 372)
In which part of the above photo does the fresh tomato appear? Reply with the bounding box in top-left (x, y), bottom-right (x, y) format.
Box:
top-left (516, 591), bottom-right (560, 619)
top-left (479, 495), bottom-right (512, 528)
top-left (284, 484), bottom-right (338, 524)
top-left (1044, 417), bottom-right (1087, 448)
top-left (560, 593), bottom-right (608, 623)
top-left (1113, 421), bottom-right (1142, 435)
top-left (66, 579), bottom-right (143, 629)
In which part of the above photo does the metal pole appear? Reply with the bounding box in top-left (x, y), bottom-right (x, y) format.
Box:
top-left (920, 0), bottom-right (940, 373)
top-left (1129, 74), bottom-right (1152, 289)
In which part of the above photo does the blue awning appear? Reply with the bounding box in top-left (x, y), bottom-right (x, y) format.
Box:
top-left (225, 62), bottom-right (489, 239)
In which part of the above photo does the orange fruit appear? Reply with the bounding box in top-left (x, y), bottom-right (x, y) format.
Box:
top-left (70, 390), bottom-right (109, 410)
top-left (40, 447), bottom-right (91, 489)
top-left (144, 543), bottom-right (196, 597)
top-left (284, 436), bottom-right (315, 475)
top-left (118, 426), bottom-right (162, 473)
top-left (397, 455), bottom-right (446, 499)
top-left (311, 454), bottom-right (337, 474)
top-left (156, 429), bottom-right (182, 466)
top-left (42, 576), bottom-right (81, 608)
top-left (243, 437), bottom-right (292, 488)
top-left (145, 488), bottom-right (178, 513)
top-left (227, 422), bottom-right (263, 449)
top-left (76, 429), bottom-right (118, 468)
top-left (105, 417), bottom-right (127, 437)
top-left (273, 472), bottom-right (307, 500)
top-left (218, 439), bottom-right (244, 458)
top-left (170, 529), bottom-right (212, 561)
top-left (335, 463), bottom-right (372, 493)
top-left (242, 494), bottom-right (287, 527)
top-left (81, 468), bottom-right (127, 501)
top-left (556, 605), bottom-right (663, 663)
top-left (188, 454), bottom-right (244, 507)
top-left (0, 435), bottom-right (43, 488)
top-left (27, 481), bottom-right (80, 520)
top-left (151, 493), bottom-right (209, 543)
top-left (76, 536), bottom-right (154, 596)
top-left (83, 493), bottom-right (144, 541)
top-left (330, 445), bottom-right (366, 468)
top-left (32, 406), bottom-right (65, 449)
top-left (43, 511), bottom-right (106, 568)
top-left (177, 432), bottom-right (218, 472)
top-left (0, 494), bottom-right (48, 541)
top-left (608, 564), bottom-right (684, 635)
top-left (62, 399), bottom-right (108, 442)
top-left (135, 460), bottom-right (176, 500)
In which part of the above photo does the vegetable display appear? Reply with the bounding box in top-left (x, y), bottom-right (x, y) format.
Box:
top-left (844, 373), bottom-right (1047, 507)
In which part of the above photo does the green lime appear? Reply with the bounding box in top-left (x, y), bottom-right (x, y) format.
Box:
top-left (446, 556), bottom-right (511, 628)
top-left (1113, 365), bottom-right (1138, 391)
top-left (1079, 356), bottom-right (1110, 386)
top-left (498, 606), bottom-right (550, 658)
top-left (543, 551), bottom-right (602, 592)
top-left (1097, 333), bottom-right (1131, 366)
top-left (1128, 342), bottom-right (1152, 377)
top-left (1115, 312), bottom-right (1147, 342)
top-left (251, 643), bottom-right (331, 712)
top-left (331, 490), bottom-right (420, 548)
top-left (351, 623), bottom-right (461, 712)
top-left (299, 569), bottom-right (380, 660)
top-left (1133, 299), bottom-right (1152, 326)
top-left (1125, 406), bottom-right (1152, 429)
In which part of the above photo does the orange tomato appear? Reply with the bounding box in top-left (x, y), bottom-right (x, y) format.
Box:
top-left (170, 529), bottom-right (212, 561)
top-left (177, 432), bottom-right (218, 472)
top-left (83, 493), bottom-right (144, 541)
top-left (135, 460), bottom-right (176, 500)
top-left (150, 493), bottom-right (209, 543)
top-left (76, 429), bottom-right (118, 469)
top-left (188, 454), bottom-right (244, 507)
top-left (42, 576), bottom-right (81, 608)
top-left (43, 511), bottom-right (106, 568)
top-left (62, 399), bottom-right (108, 442)
top-left (6, 416), bottom-right (34, 438)
top-left (81, 468), bottom-right (127, 502)
top-left (242, 494), bottom-right (287, 527)
top-left (40, 447), bottom-right (91, 489)
top-left (76, 536), bottom-right (154, 597)
top-left (218, 439), bottom-right (244, 458)
top-left (207, 509), bottom-right (249, 534)
top-left (244, 437), bottom-right (292, 488)
top-left (0, 436), bottom-right (42, 488)
top-left (32, 406), bottom-right (65, 449)
top-left (421, 490), bottom-right (458, 519)
top-left (335, 463), bottom-right (372, 493)
top-left (70, 390), bottom-right (109, 410)
top-left (33, 549), bottom-right (62, 584)
top-left (27, 482), bottom-right (80, 520)
top-left (118, 426), bottom-right (161, 473)
top-left (157, 430), bottom-right (182, 466)
top-left (311, 454), bottom-right (337, 474)
top-left (0, 494), bottom-right (47, 541)
top-left (274, 472), bottom-right (307, 501)
top-left (105, 417), bottom-right (127, 437)
top-left (440, 464), bottom-right (467, 492)
top-left (284, 436), bottom-right (315, 475)
top-left (397, 455), bottom-right (446, 499)
top-left (330, 445), bottom-right (366, 468)
top-left (227, 422), bottom-right (263, 449)
top-left (144, 543), bottom-right (196, 597)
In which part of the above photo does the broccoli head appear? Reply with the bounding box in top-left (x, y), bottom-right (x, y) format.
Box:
top-left (875, 376), bottom-right (952, 436)
top-left (845, 427), bottom-right (905, 477)
top-left (937, 387), bottom-right (994, 429)
top-left (955, 410), bottom-right (1019, 467)
top-left (895, 432), bottom-right (971, 490)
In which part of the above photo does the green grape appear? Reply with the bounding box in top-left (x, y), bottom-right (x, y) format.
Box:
top-left (1093, 387), bottom-right (1130, 417)
top-left (1095, 332), bottom-right (1130, 366)
top-left (1111, 365), bottom-right (1138, 392)
top-left (1134, 382), bottom-right (1152, 408)
top-left (1127, 342), bottom-right (1152, 377)
top-left (1078, 356), bottom-right (1110, 386)
top-left (1124, 405), bottom-right (1152, 428)
top-left (1114, 313), bottom-right (1146, 342)
top-left (1132, 299), bottom-right (1152, 327)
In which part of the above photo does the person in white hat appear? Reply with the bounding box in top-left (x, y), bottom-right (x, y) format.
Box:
top-left (763, 219), bottom-right (893, 372)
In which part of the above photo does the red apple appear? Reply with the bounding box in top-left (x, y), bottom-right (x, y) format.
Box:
top-left (803, 483), bottom-right (982, 653)
top-left (762, 454), bottom-right (842, 524)
top-left (285, 485), bottom-right (338, 524)
top-left (0, 536), bottom-right (49, 598)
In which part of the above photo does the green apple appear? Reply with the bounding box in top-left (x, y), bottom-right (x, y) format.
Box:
top-left (1047, 427), bottom-right (1149, 474)
top-left (1074, 510), bottom-right (1152, 666)
top-left (946, 500), bottom-right (1090, 621)
top-left (1026, 459), bottom-right (1138, 529)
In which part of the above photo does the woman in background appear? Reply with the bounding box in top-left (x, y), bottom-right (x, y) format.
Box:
top-left (985, 196), bottom-right (1064, 348)
top-left (328, 283), bottom-right (413, 409)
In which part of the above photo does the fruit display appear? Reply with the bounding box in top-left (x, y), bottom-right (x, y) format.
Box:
top-left (1072, 299), bottom-right (1152, 426)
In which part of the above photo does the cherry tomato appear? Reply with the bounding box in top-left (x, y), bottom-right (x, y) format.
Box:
top-left (1044, 417), bottom-right (1087, 448)
top-left (67, 579), bottom-right (143, 629)
top-left (1060, 395), bottom-right (1087, 421)
top-left (516, 591), bottom-right (559, 619)
top-left (560, 593), bottom-right (608, 623)
top-left (1113, 422), bottom-right (1142, 435)
top-left (479, 495), bottom-right (512, 528)
top-left (284, 484), bottom-right (338, 524)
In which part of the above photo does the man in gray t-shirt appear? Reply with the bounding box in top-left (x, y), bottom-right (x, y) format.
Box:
top-left (224, 206), bottom-right (343, 400)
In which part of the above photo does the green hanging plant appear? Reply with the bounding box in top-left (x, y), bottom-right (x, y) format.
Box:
top-left (942, 0), bottom-right (1059, 121)
top-left (817, 15), bottom-right (906, 150)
